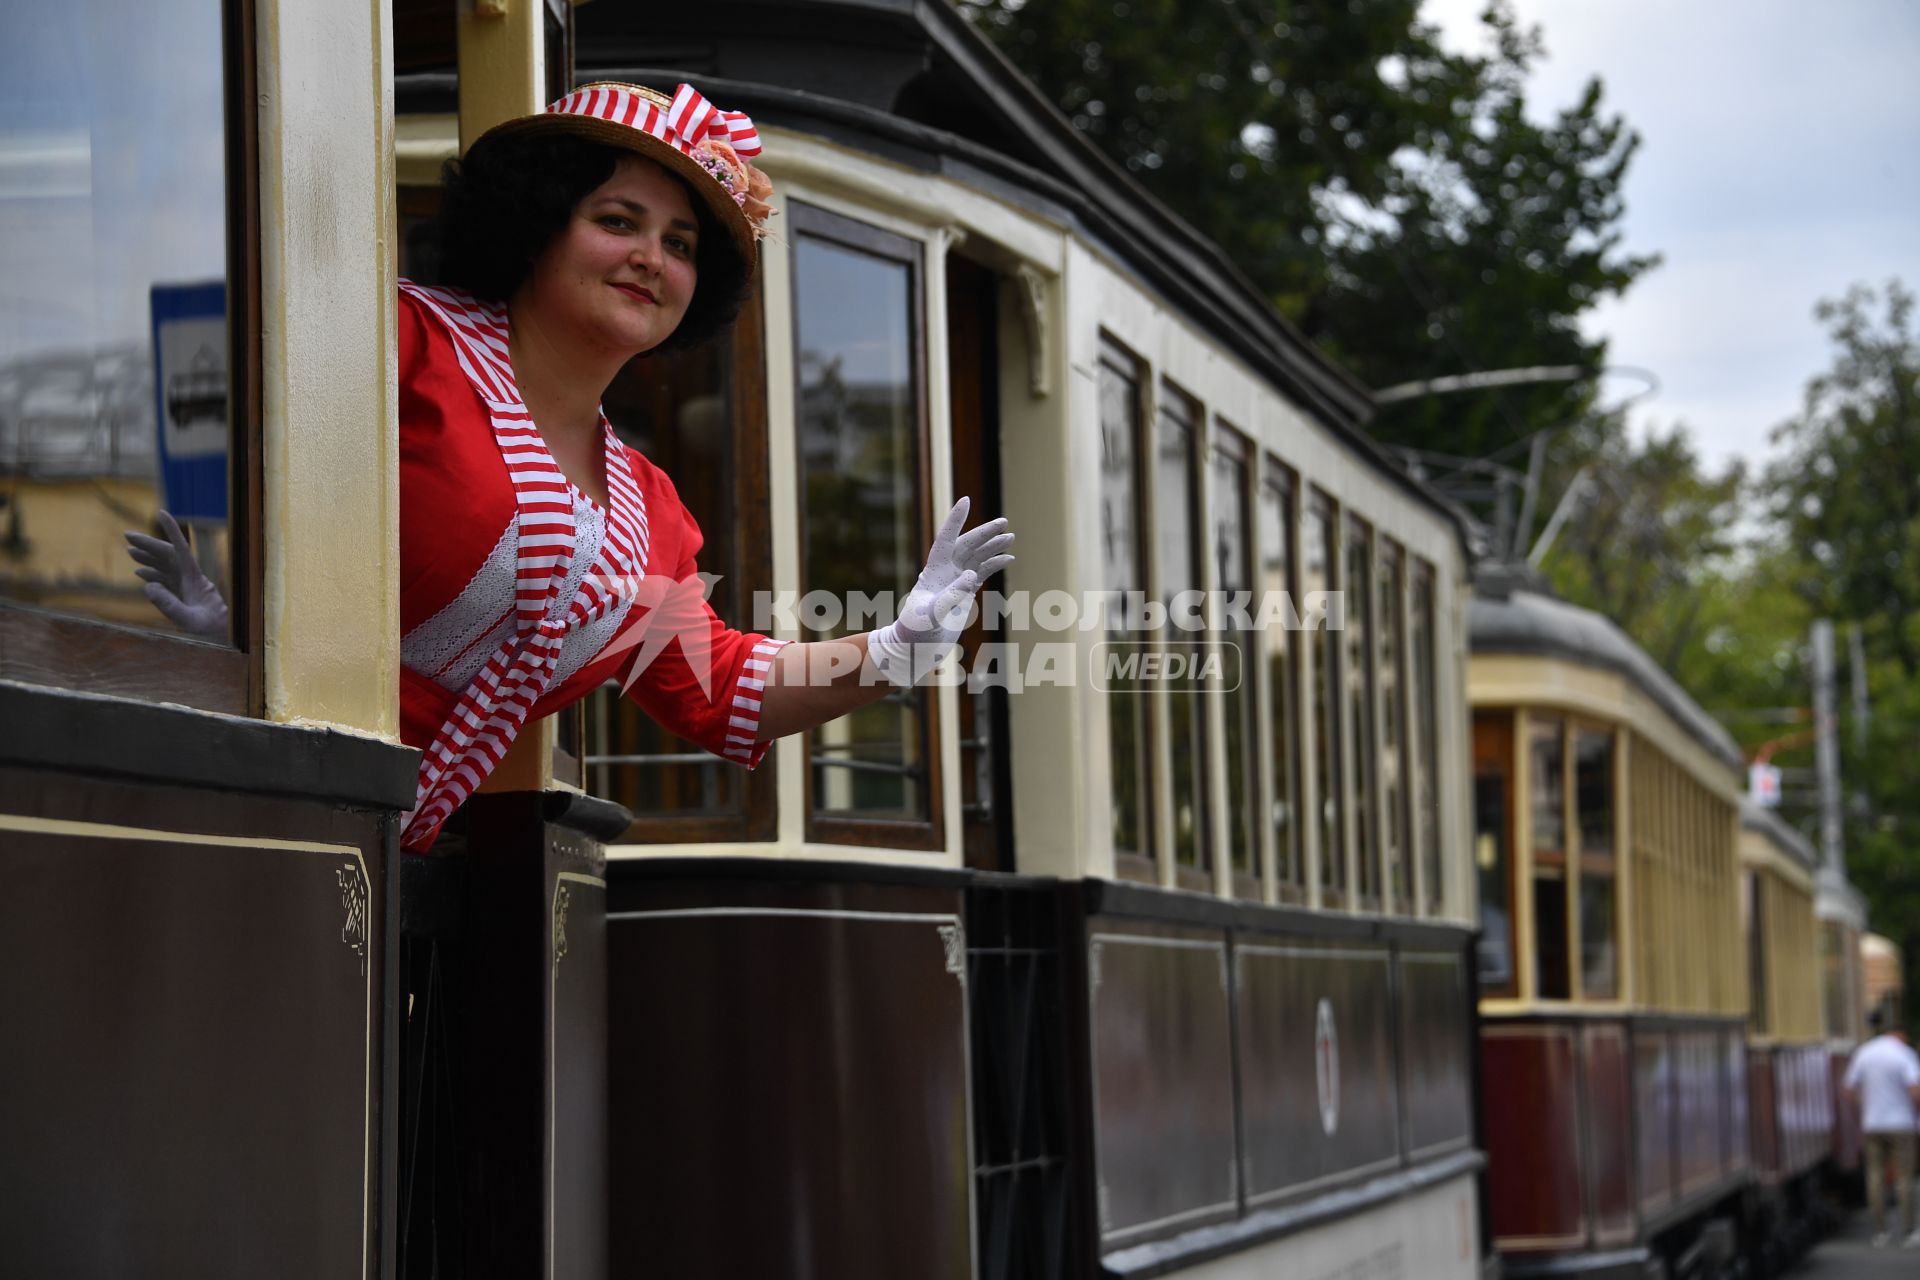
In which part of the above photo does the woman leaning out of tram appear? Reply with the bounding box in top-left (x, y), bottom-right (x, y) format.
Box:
top-left (131, 82), bottom-right (1015, 850)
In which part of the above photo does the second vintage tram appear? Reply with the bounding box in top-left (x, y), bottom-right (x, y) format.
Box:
top-left (1467, 565), bottom-right (1877, 1278)
top-left (3, 1), bottom-right (1491, 1278)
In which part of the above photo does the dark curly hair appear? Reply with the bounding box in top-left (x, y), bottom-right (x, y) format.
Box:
top-left (429, 132), bottom-right (751, 354)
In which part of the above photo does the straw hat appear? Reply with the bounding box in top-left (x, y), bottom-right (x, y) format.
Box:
top-left (468, 81), bottom-right (774, 270)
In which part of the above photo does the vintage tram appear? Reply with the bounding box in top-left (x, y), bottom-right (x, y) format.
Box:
top-left (1738, 800), bottom-right (1841, 1267)
top-left (3, 1), bottom-right (1493, 1278)
top-left (1467, 565), bottom-right (1887, 1278)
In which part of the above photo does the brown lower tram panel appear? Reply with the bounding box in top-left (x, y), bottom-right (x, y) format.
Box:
top-left (604, 875), bottom-right (974, 1280)
top-left (1752, 1043), bottom-right (1833, 1181)
top-left (1483, 1014), bottom-right (1751, 1259)
top-left (0, 764), bottom-right (396, 1280)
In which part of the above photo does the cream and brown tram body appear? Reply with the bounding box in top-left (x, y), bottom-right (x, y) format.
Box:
top-left (1469, 572), bottom-right (1755, 1277)
top-left (3, 1), bottom-right (1489, 1277)
top-left (1737, 800), bottom-right (1853, 1267)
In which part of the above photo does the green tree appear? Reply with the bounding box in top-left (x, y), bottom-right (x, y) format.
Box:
top-left (1534, 413), bottom-right (1745, 676)
top-left (1765, 281), bottom-right (1920, 678)
top-left (957, 0), bottom-right (1656, 456)
top-left (1759, 280), bottom-right (1920, 1022)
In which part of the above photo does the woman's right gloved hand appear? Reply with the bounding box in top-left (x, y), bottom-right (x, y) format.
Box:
top-left (124, 510), bottom-right (230, 641)
top-left (866, 497), bottom-right (1015, 686)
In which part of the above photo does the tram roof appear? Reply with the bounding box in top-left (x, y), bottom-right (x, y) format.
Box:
top-left (1466, 569), bottom-right (1745, 775)
top-left (1739, 800), bottom-right (1817, 872)
top-left (557, 0), bottom-right (1472, 538)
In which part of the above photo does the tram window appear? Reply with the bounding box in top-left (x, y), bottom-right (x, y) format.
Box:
top-left (1157, 381), bottom-right (1210, 885)
top-left (0, 0), bottom-right (252, 707)
top-left (1529, 717), bottom-right (1566, 858)
top-left (1211, 424), bottom-right (1258, 895)
top-left (1410, 560), bottom-right (1441, 915)
top-left (583, 285), bottom-right (774, 840)
top-left (1529, 716), bottom-right (1571, 999)
top-left (790, 205), bottom-right (938, 844)
top-left (1098, 337), bottom-right (1153, 874)
top-left (1473, 711), bottom-right (1516, 993)
top-left (1344, 518), bottom-right (1379, 907)
top-left (1574, 728), bottom-right (1617, 998)
top-left (1258, 461), bottom-right (1301, 900)
top-left (1305, 491), bottom-right (1345, 907)
top-left (1377, 540), bottom-right (1409, 911)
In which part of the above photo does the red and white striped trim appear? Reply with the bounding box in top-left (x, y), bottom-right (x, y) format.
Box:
top-left (399, 281), bottom-right (650, 851)
top-left (722, 638), bottom-right (785, 763)
top-left (546, 82), bottom-right (762, 160)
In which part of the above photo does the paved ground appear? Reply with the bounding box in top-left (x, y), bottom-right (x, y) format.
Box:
top-left (1790, 1204), bottom-right (1920, 1276)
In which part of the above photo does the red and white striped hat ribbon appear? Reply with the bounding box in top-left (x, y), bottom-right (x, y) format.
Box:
top-left (547, 81), bottom-right (762, 160)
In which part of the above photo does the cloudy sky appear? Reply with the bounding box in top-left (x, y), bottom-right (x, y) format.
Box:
top-left (1423, 0), bottom-right (1920, 478)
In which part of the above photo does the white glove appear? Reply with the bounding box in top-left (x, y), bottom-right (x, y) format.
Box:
top-left (867, 497), bottom-right (1015, 686)
top-left (124, 510), bottom-right (230, 641)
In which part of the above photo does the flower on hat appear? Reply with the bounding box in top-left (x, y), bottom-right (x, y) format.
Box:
top-left (691, 137), bottom-right (776, 240)
top-left (740, 164), bottom-right (775, 239)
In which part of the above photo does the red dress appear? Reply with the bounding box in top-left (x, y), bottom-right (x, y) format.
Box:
top-left (398, 282), bottom-right (782, 849)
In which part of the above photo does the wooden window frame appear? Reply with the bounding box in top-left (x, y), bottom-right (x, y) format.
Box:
top-left (1527, 712), bottom-right (1572, 1000)
top-left (788, 201), bottom-right (943, 851)
top-left (0, 0), bottom-right (261, 717)
top-left (1376, 537), bottom-right (1410, 914)
top-left (1210, 422), bottom-right (1259, 901)
top-left (1157, 377), bottom-right (1211, 895)
top-left (1096, 332), bottom-right (1157, 885)
top-left (602, 285), bottom-right (779, 844)
top-left (1409, 558), bottom-right (1441, 916)
top-left (1569, 721), bottom-right (1619, 1002)
top-left (1342, 515), bottom-right (1381, 912)
top-left (1260, 457), bottom-right (1304, 905)
top-left (1306, 488), bottom-right (1345, 910)
top-left (1472, 707), bottom-right (1520, 998)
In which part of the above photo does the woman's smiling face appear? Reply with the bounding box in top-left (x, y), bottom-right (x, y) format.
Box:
top-left (520, 153), bottom-right (699, 357)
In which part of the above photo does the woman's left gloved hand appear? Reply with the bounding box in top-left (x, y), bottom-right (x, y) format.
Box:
top-left (123, 510), bottom-right (230, 641)
top-left (867, 497), bottom-right (1015, 686)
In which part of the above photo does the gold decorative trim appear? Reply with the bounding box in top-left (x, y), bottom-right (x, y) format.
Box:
top-left (338, 865), bottom-right (370, 973)
top-left (553, 882), bottom-right (573, 964)
top-left (937, 923), bottom-right (966, 980)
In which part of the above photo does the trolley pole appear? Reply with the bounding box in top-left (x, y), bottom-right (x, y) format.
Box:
top-left (1812, 619), bottom-right (1844, 876)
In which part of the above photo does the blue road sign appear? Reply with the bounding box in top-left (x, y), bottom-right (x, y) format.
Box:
top-left (150, 281), bottom-right (228, 523)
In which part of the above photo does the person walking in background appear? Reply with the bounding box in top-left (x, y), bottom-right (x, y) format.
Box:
top-left (1843, 1009), bottom-right (1920, 1248)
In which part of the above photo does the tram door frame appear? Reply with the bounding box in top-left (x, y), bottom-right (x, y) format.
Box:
top-left (946, 253), bottom-right (1015, 873)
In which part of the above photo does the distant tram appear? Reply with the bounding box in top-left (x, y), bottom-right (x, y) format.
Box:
top-left (3, 2), bottom-right (1493, 1279)
top-left (1468, 568), bottom-right (1871, 1278)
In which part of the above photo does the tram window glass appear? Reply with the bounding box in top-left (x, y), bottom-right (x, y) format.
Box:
top-left (1473, 711), bottom-right (1516, 993)
top-left (1098, 337), bottom-right (1153, 872)
top-left (1410, 560), bottom-right (1440, 915)
top-left (1575, 727), bottom-right (1617, 999)
top-left (1259, 460), bottom-right (1301, 900)
top-left (790, 205), bottom-right (937, 843)
top-left (1305, 491), bottom-right (1345, 907)
top-left (1211, 423), bottom-right (1258, 894)
top-left (0, 0), bottom-right (251, 702)
top-left (1529, 716), bottom-right (1571, 998)
top-left (1344, 518), bottom-right (1379, 907)
top-left (1157, 381), bottom-right (1210, 884)
top-left (1376, 539), bottom-right (1409, 911)
top-left (1530, 717), bottom-right (1566, 858)
top-left (582, 287), bottom-right (774, 839)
